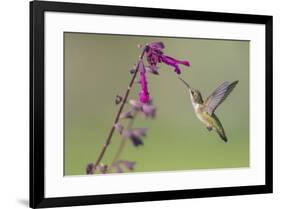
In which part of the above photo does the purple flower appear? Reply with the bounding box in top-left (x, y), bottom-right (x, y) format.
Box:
top-left (98, 164), bottom-right (108, 174)
top-left (142, 103), bottom-right (156, 118)
top-left (86, 163), bottom-right (108, 174)
top-left (129, 99), bottom-right (143, 111)
top-left (123, 128), bottom-right (147, 147)
top-left (129, 99), bottom-right (156, 118)
top-left (112, 163), bottom-right (123, 173)
top-left (131, 128), bottom-right (147, 138)
top-left (145, 42), bottom-right (190, 74)
top-left (114, 123), bottom-right (124, 134)
top-left (120, 110), bottom-right (134, 119)
top-left (112, 160), bottom-right (136, 173)
top-left (114, 124), bottom-right (147, 147)
top-left (145, 66), bottom-right (159, 75)
top-left (138, 60), bottom-right (150, 104)
top-left (124, 132), bottom-right (143, 146)
top-left (147, 42), bottom-right (165, 50)
top-left (160, 55), bottom-right (190, 74)
top-left (86, 163), bottom-right (95, 174)
top-left (120, 160), bottom-right (135, 170)
top-left (145, 42), bottom-right (163, 73)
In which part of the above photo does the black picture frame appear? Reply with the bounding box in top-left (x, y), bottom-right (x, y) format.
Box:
top-left (30, 1), bottom-right (273, 208)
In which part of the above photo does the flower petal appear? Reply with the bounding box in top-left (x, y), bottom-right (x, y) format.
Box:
top-left (123, 161), bottom-right (135, 170)
top-left (129, 99), bottom-right (143, 110)
top-left (98, 164), bottom-right (108, 174)
top-left (130, 135), bottom-right (143, 146)
top-left (138, 60), bottom-right (150, 103)
top-left (147, 42), bottom-right (165, 50)
top-left (160, 55), bottom-right (190, 74)
top-left (122, 129), bottom-right (146, 147)
top-left (120, 111), bottom-right (134, 119)
top-left (132, 128), bottom-right (147, 137)
top-left (161, 55), bottom-right (190, 67)
top-left (142, 104), bottom-right (156, 118)
top-left (117, 160), bottom-right (136, 171)
top-left (114, 164), bottom-right (123, 173)
top-left (145, 66), bottom-right (159, 75)
top-left (114, 123), bottom-right (124, 134)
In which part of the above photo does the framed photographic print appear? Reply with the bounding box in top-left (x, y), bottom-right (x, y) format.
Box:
top-left (30, 0), bottom-right (273, 208)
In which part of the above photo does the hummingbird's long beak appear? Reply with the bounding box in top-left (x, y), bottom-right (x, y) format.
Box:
top-left (178, 77), bottom-right (191, 89)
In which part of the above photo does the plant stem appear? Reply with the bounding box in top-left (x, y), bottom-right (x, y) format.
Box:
top-left (93, 48), bottom-right (146, 171)
top-left (110, 112), bottom-right (137, 166)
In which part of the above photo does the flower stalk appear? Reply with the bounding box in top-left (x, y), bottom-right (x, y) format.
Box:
top-left (92, 49), bottom-right (146, 172)
top-left (110, 111), bottom-right (137, 166)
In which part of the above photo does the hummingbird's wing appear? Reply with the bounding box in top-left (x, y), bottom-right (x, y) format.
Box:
top-left (204, 81), bottom-right (239, 115)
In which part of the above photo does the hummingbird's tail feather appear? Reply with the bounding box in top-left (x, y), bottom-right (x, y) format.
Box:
top-left (216, 129), bottom-right (228, 142)
top-left (212, 114), bottom-right (228, 142)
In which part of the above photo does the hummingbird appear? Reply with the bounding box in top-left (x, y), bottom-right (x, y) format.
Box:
top-left (178, 77), bottom-right (239, 142)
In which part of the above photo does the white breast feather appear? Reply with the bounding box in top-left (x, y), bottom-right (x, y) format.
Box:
top-left (192, 103), bottom-right (210, 126)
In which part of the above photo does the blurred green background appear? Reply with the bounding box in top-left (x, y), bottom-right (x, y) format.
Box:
top-left (64, 32), bottom-right (249, 176)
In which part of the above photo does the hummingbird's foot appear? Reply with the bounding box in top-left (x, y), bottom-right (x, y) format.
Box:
top-left (206, 126), bottom-right (212, 131)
